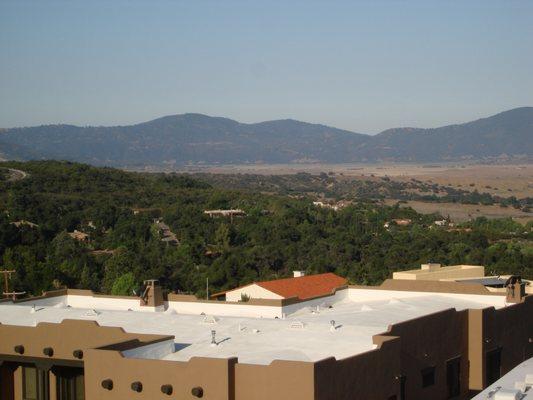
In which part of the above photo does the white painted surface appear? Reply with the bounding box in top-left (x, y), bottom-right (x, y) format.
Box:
top-left (225, 284), bottom-right (283, 302)
top-left (0, 289), bottom-right (507, 365)
top-left (472, 358), bottom-right (533, 400)
top-left (166, 299), bottom-right (283, 319)
top-left (122, 339), bottom-right (175, 360)
top-left (347, 288), bottom-right (507, 309)
top-left (66, 295), bottom-right (144, 311)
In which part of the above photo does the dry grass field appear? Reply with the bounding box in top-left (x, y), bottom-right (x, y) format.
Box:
top-left (384, 199), bottom-right (533, 224)
top-left (188, 163), bottom-right (533, 198)
top-left (176, 162), bottom-right (533, 223)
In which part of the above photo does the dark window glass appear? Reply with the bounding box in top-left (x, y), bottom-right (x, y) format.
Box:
top-left (399, 375), bottom-right (407, 400)
top-left (486, 348), bottom-right (502, 386)
top-left (22, 367), bottom-right (49, 400)
top-left (22, 367), bottom-right (37, 400)
top-left (56, 368), bottom-right (84, 400)
top-left (421, 366), bottom-right (435, 388)
top-left (446, 357), bottom-right (461, 398)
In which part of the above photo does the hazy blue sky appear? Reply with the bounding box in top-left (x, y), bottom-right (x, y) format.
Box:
top-left (1, 0), bottom-right (532, 133)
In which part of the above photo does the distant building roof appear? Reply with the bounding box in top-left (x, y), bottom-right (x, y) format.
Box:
top-left (393, 263), bottom-right (485, 281)
top-left (204, 209), bottom-right (246, 217)
top-left (68, 229), bottom-right (89, 241)
top-left (255, 273), bottom-right (347, 300)
top-left (10, 220), bottom-right (39, 228)
top-left (457, 277), bottom-right (508, 288)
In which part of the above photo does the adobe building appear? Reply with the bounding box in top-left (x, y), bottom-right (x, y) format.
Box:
top-left (0, 276), bottom-right (531, 400)
top-left (210, 272), bottom-right (347, 302)
top-left (470, 357), bottom-right (532, 399)
top-left (393, 263), bottom-right (533, 295)
top-left (392, 263), bottom-right (486, 281)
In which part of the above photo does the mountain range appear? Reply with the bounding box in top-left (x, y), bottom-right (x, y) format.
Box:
top-left (1, 107), bottom-right (532, 166)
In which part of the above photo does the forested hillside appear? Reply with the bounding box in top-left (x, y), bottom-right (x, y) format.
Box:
top-left (1, 108), bottom-right (532, 166)
top-left (0, 161), bottom-right (531, 298)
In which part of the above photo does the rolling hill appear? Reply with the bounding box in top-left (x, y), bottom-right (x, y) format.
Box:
top-left (0, 107), bottom-right (531, 166)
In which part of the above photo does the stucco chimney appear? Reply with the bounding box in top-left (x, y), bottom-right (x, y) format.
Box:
top-left (505, 276), bottom-right (526, 303)
top-left (293, 271), bottom-right (305, 278)
top-left (140, 279), bottom-right (164, 308)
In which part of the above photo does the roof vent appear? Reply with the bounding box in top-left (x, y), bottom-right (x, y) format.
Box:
top-left (290, 321), bottom-right (306, 329)
top-left (493, 389), bottom-right (522, 400)
top-left (203, 315), bottom-right (218, 324)
top-left (30, 304), bottom-right (43, 313)
top-left (84, 309), bottom-right (100, 317)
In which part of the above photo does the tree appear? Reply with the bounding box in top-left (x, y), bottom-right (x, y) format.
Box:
top-left (111, 272), bottom-right (136, 296)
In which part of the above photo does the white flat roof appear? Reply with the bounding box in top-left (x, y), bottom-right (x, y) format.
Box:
top-left (471, 358), bottom-right (533, 399)
top-left (0, 289), bottom-right (507, 365)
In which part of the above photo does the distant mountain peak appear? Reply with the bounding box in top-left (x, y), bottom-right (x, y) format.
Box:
top-left (1, 107), bottom-right (531, 165)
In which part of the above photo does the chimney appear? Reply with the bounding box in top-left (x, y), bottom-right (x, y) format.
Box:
top-left (505, 276), bottom-right (526, 303)
top-left (421, 263), bottom-right (441, 271)
top-left (140, 279), bottom-right (164, 308)
top-left (293, 271), bottom-right (305, 278)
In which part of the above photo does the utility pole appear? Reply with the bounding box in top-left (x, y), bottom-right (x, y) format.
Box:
top-left (206, 277), bottom-right (209, 300)
top-left (1, 269), bottom-right (15, 297)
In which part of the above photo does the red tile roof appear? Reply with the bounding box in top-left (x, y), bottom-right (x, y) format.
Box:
top-left (256, 273), bottom-right (347, 300)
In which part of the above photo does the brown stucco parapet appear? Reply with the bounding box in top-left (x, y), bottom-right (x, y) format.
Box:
top-left (350, 278), bottom-right (504, 296)
top-left (0, 319), bottom-right (174, 370)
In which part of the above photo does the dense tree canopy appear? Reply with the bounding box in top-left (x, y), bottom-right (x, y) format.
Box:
top-left (0, 161), bottom-right (531, 298)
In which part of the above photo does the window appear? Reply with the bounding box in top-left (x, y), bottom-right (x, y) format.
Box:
top-left (23, 367), bottom-right (37, 400)
top-left (421, 366), bottom-right (435, 388)
top-left (446, 357), bottom-right (461, 398)
top-left (56, 368), bottom-right (84, 400)
top-left (486, 348), bottom-right (502, 386)
top-left (399, 375), bottom-right (407, 400)
top-left (22, 367), bottom-right (49, 400)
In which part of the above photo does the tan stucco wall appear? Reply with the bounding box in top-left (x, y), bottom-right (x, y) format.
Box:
top-left (84, 351), bottom-right (236, 400)
top-left (235, 360), bottom-right (314, 400)
top-left (226, 284), bottom-right (284, 302)
top-left (393, 265), bottom-right (485, 281)
top-left (0, 320), bottom-right (171, 365)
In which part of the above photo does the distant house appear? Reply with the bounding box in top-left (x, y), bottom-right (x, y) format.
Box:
top-left (68, 230), bottom-right (90, 242)
top-left (131, 207), bottom-right (162, 216)
top-left (393, 263), bottom-right (485, 281)
top-left (10, 220), bottom-right (39, 229)
top-left (89, 249), bottom-right (117, 256)
top-left (434, 219), bottom-right (448, 226)
top-left (392, 218), bottom-right (412, 226)
top-left (385, 219), bottom-right (412, 229)
top-left (312, 201), bottom-right (350, 211)
top-left (204, 209), bottom-right (246, 219)
top-left (154, 219), bottom-right (179, 246)
top-left (446, 227), bottom-right (472, 233)
top-left (211, 272), bottom-right (347, 302)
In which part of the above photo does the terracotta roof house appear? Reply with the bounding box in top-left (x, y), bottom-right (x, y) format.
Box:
top-left (68, 229), bottom-right (90, 242)
top-left (211, 272), bottom-right (347, 302)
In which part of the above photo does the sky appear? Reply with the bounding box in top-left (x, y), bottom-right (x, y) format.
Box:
top-left (1, 0), bottom-right (532, 134)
